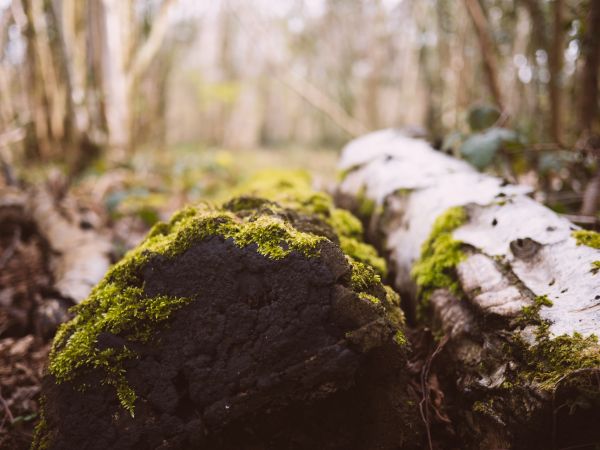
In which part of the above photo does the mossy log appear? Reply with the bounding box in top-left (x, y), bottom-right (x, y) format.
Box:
top-left (337, 130), bottom-right (600, 449)
top-left (33, 172), bottom-right (421, 450)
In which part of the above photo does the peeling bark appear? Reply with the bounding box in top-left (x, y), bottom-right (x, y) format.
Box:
top-left (337, 129), bottom-right (600, 449)
top-left (27, 188), bottom-right (111, 303)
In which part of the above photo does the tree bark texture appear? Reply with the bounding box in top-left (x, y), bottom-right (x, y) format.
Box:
top-left (33, 181), bottom-right (421, 450)
top-left (336, 129), bottom-right (600, 449)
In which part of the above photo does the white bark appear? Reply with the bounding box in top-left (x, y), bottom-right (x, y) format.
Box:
top-left (28, 189), bottom-right (111, 303)
top-left (101, 0), bottom-right (177, 151)
top-left (338, 129), bottom-right (599, 338)
top-left (336, 129), bottom-right (600, 448)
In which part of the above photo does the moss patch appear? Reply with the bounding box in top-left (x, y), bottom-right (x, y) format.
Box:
top-left (355, 185), bottom-right (376, 218)
top-left (411, 206), bottom-right (467, 302)
top-left (524, 330), bottom-right (600, 389)
top-left (518, 294), bottom-right (553, 325)
top-left (572, 229), bottom-right (600, 249)
top-left (513, 294), bottom-right (600, 395)
top-left (236, 170), bottom-right (387, 277)
top-left (592, 261), bottom-right (600, 275)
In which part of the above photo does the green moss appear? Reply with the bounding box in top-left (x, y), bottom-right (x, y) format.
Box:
top-left (519, 295), bottom-right (553, 325)
top-left (237, 170), bottom-right (387, 277)
top-left (411, 207), bottom-right (467, 301)
top-left (347, 256), bottom-right (382, 292)
top-left (356, 186), bottom-right (376, 217)
top-left (329, 209), bottom-right (363, 238)
top-left (524, 331), bottom-right (600, 389)
top-left (358, 292), bottom-right (381, 304)
top-left (393, 330), bottom-right (407, 346)
top-left (339, 236), bottom-right (387, 278)
top-left (572, 229), bottom-right (600, 249)
top-left (592, 261), bottom-right (600, 275)
top-left (514, 293), bottom-right (600, 394)
top-left (31, 403), bottom-right (51, 450)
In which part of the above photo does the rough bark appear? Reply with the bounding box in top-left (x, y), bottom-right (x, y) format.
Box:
top-left (337, 129), bottom-right (600, 449)
top-left (34, 181), bottom-right (421, 449)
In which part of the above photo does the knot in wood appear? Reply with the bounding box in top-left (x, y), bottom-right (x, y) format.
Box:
top-left (509, 237), bottom-right (542, 260)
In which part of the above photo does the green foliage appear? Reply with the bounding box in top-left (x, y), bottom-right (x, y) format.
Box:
top-left (592, 261), bottom-right (600, 275)
top-left (572, 229), bottom-right (600, 249)
top-left (339, 236), bottom-right (387, 278)
top-left (467, 104), bottom-right (501, 131)
top-left (411, 207), bottom-right (467, 301)
top-left (459, 127), bottom-right (519, 170)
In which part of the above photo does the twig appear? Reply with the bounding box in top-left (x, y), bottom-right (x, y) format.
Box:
top-left (560, 214), bottom-right (600, 228)
top-left (0, 228), bottom-right (20, 270)
top-left (0, 388), bottom-right (14, 425)
top-left (419, 335), bottom-right (448, 450)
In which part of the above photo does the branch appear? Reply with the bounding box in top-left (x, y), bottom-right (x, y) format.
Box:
top-left (278, 71), bottom-right (368, 138)
top-left (128, 0), bottom-right (178, 84)
top-left (463, 0), bottom-right (505, 110)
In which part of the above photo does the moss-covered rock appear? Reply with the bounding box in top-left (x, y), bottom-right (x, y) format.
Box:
top-left (34, 172), bottom-right (419, 450)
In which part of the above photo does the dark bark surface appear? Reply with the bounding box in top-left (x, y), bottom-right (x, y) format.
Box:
top-left (39, 236), bottom-right (420, 450)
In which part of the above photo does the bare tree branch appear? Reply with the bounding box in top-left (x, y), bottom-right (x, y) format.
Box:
top-left (128, 0), bottom-right (178, 84)
top-left (463, 0), bottom-right (505, 111)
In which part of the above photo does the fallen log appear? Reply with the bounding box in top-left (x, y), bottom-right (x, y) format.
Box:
top-left (33, 172), bottom-right (421, 450)
top-left (337, 129), bottom-right (600, 450)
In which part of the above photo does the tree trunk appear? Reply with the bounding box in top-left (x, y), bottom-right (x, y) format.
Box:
top-left (548, 0), bottom-right (564, 144)
top-left (579, 0), bottom-right (600, 134)
top-left (463, 0), bottom-right (505, 111)
top-left (337, 129), bottom-right (600, 449)
top-left (33, 178), bottom-right (421, 449)
top-left (579, 1), bottom-right (600, 216)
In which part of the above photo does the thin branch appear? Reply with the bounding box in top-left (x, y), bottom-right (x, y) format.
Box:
top-left (128, 0), bottom-right (178, 84)
top-left (277, 71), bottom-right (368, 138)
top-left (463, 0), bottom-right (505, 110)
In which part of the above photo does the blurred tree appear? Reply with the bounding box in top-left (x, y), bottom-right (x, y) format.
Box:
top-left (579, 0), bottom-right (600, 216)
top-left (464, 0), bottom-right (505, 111)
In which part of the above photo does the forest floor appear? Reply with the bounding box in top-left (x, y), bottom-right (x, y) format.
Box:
top-left (0, 145), bottom-right (338, 449)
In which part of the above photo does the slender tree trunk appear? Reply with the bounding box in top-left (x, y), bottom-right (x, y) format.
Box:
top-left (548, 0), bottom-right (564, 144)
top-left (101, 0), bottom-right (177, 154)
top-left (363, 0), bottom-right (386, 131)
top-left (100, 0), bottom-right (132, 153)
top-left (463, 0), bottom-right (505, 111)
top-left (579, 1), bottom-right (600, 216)
top-left (580, 0), bottom-right (600, 133)
top-left (21, 0), bottom-right (53, 160)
